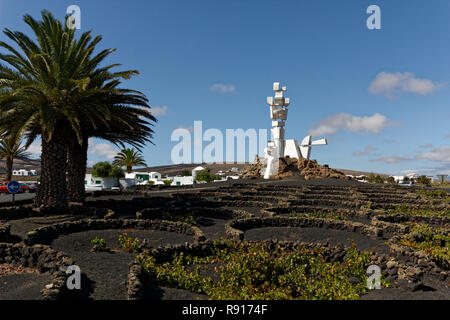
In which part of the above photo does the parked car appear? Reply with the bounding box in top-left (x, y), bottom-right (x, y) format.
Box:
top-left (0, 181), bottom-right (25, 194)
top-left (0, 182), bottom-right (8, 194)
top-left (20, 182), bottom-right (39, 193)
top-left (399, 181), bottom-right (414, 187)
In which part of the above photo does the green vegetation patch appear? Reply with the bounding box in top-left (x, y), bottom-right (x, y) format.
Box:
top-left (119, 233), bottom-right (140, 253)
top-left (398, 223), bottom-right (449, 267)
top-left (161, 211), bottom-right (197, 225)
top-left (288, 211), bottom-right (349, 220)
top-left (91, 237), bottom-right (107, 251)
top-left (387, 205), bottom-right (449, 218)
top-left (416, 189), bottom-right (448, 199)
top-left (138, 241), bottom-right (378, 300)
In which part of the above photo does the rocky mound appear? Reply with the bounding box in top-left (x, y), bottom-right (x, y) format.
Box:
top-left (242, 157), bottom-right (349, 180)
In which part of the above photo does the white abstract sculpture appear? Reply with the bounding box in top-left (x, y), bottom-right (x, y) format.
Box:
top-left (263, 82), bottom-right (328, 179)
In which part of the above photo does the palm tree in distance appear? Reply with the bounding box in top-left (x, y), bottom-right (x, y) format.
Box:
top-left (0, 133), bottom-right (31, 181)
top-left (113, 148), bottom-right (147, 173)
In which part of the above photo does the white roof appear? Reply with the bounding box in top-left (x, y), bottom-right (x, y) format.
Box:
top-left (192, 166), bottom-right (205, 171)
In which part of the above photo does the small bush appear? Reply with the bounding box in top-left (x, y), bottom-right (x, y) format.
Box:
top-left (118, 233), bottom-right (140, 253)
top-left (398, 223), bottom-right (449, 267)
top-left (91, 237), bottom-right (106, 251)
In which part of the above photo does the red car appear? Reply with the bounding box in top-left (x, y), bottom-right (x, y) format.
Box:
top-left (21, 183), bottom-right (39, 193)
top-left (0, 181), bottom-right (9, 194)
top-left (0, 181), bottom-right (28, 194)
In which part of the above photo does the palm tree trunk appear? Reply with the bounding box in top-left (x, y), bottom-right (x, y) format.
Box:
top-left (34, 134), bottom-right (68, 209)
top-left (127, 166), bottom-right (132, 174)
top-left (6, 157), bottom-right (13, 181)
top-left (67, 137), bottom-right (88, 204)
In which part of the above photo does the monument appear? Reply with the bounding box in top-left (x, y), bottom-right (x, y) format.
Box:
top-left (264, 82), bottom-right (328, 179)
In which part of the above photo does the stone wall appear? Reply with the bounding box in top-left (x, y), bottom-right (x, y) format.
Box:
top-left (0, 243), bottom-right (74, 300)
top-left (24, 218), bottom-right (206, 246)
top-left (0, 222), bottom-right (11, 242)
top-left (225, 216), bottom-right (382, 240)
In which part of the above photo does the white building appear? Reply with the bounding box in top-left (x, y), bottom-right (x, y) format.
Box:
top-left (391, 176), bottom-right (405, 183)
top-left (170, 176), bottom-right (194, 186)
top-left (125, 171), bottom-right (162, 185)
top-left (12, 169), bottom-right (37, 176)
top-left (84, 174), bottom-right (119, 191)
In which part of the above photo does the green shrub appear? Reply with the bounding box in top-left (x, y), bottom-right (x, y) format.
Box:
top-left (387, 206), bottom-right (449, 217)
top-left (416, 176), bottom-right (431, 185)
top-left (195, 169), bottom-right (221, 183)
top-left (91, 237), bottom-right (106, 250)
top-left (163, 180), bottom-right (172, 186)
top-left (118, 233), bottom-right (140, 253)
top-left (161, 211), bottom-right (197, 225)
top-left (416, 189), bottom-right (448, 199)
top-left (398, 223), bottom-right (449, 266)
top-left (138, 241), bottom-right (377, 300)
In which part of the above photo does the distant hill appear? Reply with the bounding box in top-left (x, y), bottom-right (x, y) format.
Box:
top-left (2, 158), bottom-right (389, 179)
top-left (0, 158), bottom-right (41, 180)
top-left (0, 158), bottom-right (41, 170)
top-left (87, 162), bottom-right (389, 178)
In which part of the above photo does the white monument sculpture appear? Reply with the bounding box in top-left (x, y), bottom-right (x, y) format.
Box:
top-left (263, 82), bottom-right (328, 179)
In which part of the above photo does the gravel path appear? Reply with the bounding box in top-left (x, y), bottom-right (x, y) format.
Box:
top-left (50, 229), bottom-right (195, 300)
top-left (0, 273), bottom-right (52, 300)
top-left (8, 215), bottom-right (78, 239)
top-left (244, 226), bottom-right (390, 254)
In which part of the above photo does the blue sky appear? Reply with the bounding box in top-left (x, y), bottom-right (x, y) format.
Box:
top-left (0, 0), bottom-right (449, 176)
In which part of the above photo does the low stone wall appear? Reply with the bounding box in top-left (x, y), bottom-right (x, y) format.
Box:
top-left (389, 235), bottom-right (449, 272)
top-left (0, 205), bottom-right (114, 221)
top-left (374, 214), bottom-right (450, 226)
top-left (370, 215), bottom-right (410, 235)
top-left (127, 239), bottom-right (435, 300)
top-left (136, 207), bottom-right (251, 221)
top-left (263, 205), bottom-right (369, 218)
top-left (225, 217), bottom-right (382, 240)
top-left (24, 218), bottom-right (206, 246)
top-left (127, 261), bottom-right (146, 300)
top-left (0, 243), bottom-right (74, 300)
top-left (0, 222), bottom-right (11, 242)
top-left (0, 198), bottom-right (34, 208)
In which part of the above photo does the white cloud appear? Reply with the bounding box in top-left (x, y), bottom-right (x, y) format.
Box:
top-left (309, 113), bottom-right (392, 136)
top-left (353, 146), bottom-right (378, 157)
top-left (151, 105), bottom-right (168, 116)
top-left (209, 83), bottom-right (236, 94)
top-left (416, 146), bottom-right (450, 162)
top-left (369, 155), bottom-right (413, 164)
top-left (399, 164), bottom-right (450, 177)
top-left (88, 139), bottom-right (117, 160)
top-left (369, 72), bottom-right (444, 98)
top-left (26, 141), bottom-right (42, 156)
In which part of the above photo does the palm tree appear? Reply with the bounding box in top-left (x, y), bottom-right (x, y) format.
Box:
top-left (113, 148), bottom-right (147, 173)
top-left (0, 11), bottom-right (156, 208)
top-left (0, 133), bottom-right (31, 181)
